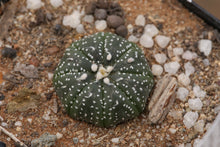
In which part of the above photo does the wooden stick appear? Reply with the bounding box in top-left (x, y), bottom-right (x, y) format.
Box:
top-left (0, 126), bottom-right (27, 147)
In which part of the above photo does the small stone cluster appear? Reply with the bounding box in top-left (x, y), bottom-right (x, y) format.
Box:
top-left (53, 32), bottom-right (154, 127)
top-left (85, 0), bottom-right (127, 37)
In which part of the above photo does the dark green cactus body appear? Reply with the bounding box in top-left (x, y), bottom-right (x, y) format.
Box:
top-left (53, 32), bottom-right (154, 127)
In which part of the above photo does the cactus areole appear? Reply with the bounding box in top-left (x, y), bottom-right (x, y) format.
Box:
top-left (53, 32), bottom-right (154, 127)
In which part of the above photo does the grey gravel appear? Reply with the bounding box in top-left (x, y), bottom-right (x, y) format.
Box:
top-left (31, 132), bottom-right (57, 147)
top-left (107, 15), bottom-right (124, 29)
top-left (94, 9), bottom-right (107, 20)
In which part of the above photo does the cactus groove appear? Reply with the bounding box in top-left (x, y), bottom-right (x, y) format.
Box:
top-left (53, 32), bottom-right (154, 127)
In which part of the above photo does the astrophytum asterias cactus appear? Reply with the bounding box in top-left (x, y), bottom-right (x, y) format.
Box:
top-left (53, 32), bottom-right (154, 127)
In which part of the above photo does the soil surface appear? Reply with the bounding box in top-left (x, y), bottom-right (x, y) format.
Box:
top-left (0, 0), bottom-right (219, 146)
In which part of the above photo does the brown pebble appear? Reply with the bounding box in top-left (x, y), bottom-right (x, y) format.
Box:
top-left (85, 1), bottom-right (97, 14)
top-left (29, 56), bottom-right (40, 67)
top-left (107, 15), bottom-right (124, 29)
top-left (94, 9), bottom-right (107, 20)
top-left (116, 25), bottom-right (128, 38)
top-left (45, 46), bottom-right (59, 55)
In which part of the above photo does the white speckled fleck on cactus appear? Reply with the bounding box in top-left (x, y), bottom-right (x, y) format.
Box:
top-left (53, 32), bottom-right (154, 127)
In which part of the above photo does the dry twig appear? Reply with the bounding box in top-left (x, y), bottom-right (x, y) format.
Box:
top-left (0, 0), bottom-right (18, 40)
top-left (0, 126), bottom-right (27, 147)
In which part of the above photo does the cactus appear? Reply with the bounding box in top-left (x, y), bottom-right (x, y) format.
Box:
top-left (53, 32), bottom-right (154, 127)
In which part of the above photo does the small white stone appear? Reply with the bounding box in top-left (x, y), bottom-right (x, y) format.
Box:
top-left (135, 15), bottom-right (145, 26)
top-left (183, 111), bottom-right (199, 129)
top-left (1, 122), bottom-right (8, 127)
top-left (27, 0), bottom-right (44, 10)
top-left (63, 10), bottom-right (82, 28)
top-left (188, 98), bottom-right (203, 111)
top-left (111, 138), bottom-right (120, 143)
top-left (139, 34), bottom-right (154, 48)
top-left (168, 128), bottom-right (177, 134)
top-left (76, 24), bottom-right (86, 34)
top-left (155, 35), bottom-right (171, 48)
top-left (203, 59), bottom-right (210, 66)
top-left (151, 64), bottom-right (163, 76)
top-left (198, 39), bottom-right (212, 56)
top-left (78, 73), bottom-right (87, 81)
top-left (178, 73), bottom-right (190, 86)
top-left (193, 85), bottom-right (206, 99)
top-left (15, 121), bottom-right (22, 127)
top-left (95, 20), bottom-right (107, 31)
top-left (184, 62), bottom-right (195, 76)
top-left (127, 24), bottom-right (134, 33)
top-left (194, 120), bottom-right (205, 133)
top-left (173, 47), bottom-right (184, 56)
top-left (127, 57), bottom-right (134, 63)
top-left (91, 63), bottom-right (98, 72)
top-left (104, 78), bottom-right (110, 85)
top-left (48, 72), bottom-right (54, 80)
top-left (144, 24), bottom-right (159, 37)
top-left (56, 132), bottom-right (63, 139)
top-left (50, 0), bottom-right (63, 8)
top-left (176, 87), bottom-right (189, 102)
top-left (27, 118), bottom-right (32, 123)
top-left (182, 50), bottom-right (197, 60)
top-left (83, 15), bottom-right (94, 23)
top-left (128, 35), bottom-right (139, 43)
top-left (154, 53), bottom-right (167, 64)
top-left (106, 53), bottom-right (112, 61)
top-left (164, 61), bottom-right (180, 75)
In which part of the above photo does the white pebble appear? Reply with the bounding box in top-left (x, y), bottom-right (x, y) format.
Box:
top-left (198, 39), bottom-right (212, 56)
top-left (27, 0), bottom-right (44, 10)
top-left (111, 138), bottom-right (120, 143)
top-left (91, 63), bottom-right (98, 72)
top-left (1, 122), bottom-right (8, 127)
top-left (15, 121), bottom-right (22, 127)
top-left (154, 53), bottom-right (167, 64)
top-left (56, 132), bottom-right (63, 139)
top-left (188, 98), bottom-right (203, 111)
top-left (127, 57), bottom-right (134, 63)
top-left (50, 0), bottom-right (63, 8)
top-left (203, 59), bottom-right (210, 66)
top-left (182, 50), bottom-right (197, 60)
top-left (106, 53), bottom-right (112, 61)
top-left (194, 120), bottom-right (205, 133)
top-left (127, 24), bottom-right (134, 33)
top-left (193, 85), bottom-right (206, 99)
top-left (139, 34), bottom-right (154, 48)
top-left (135, 15), bottom-right (145, 26)
top-left (152, 64), bottom-right (163, 76)
top-left (176, 87), bottom-right (189, 102)
top-left (183, 111), bottom-right (199, 129)
top-left (128, 35), bottom-right (139, 43)
top-left (83, 15), bottom-right (94, 23)
top-left (63, 10), bottom-right (82, 28)
top-left (178, 73), bottom-right (190, 86)
top-left (155, 35), bottom-right (171, 48)
top-left (144, 24), bottom-right (159, 37)
top-left (168, 128), bottom-right (177, 134)
top-left (184, 62), bottom-right (195, 76)
top-left (48, 72), bottom-right (54, 80)
top-left (173, 47), bottom-right (184, 56)
top-left (78, 73), bottom-right (87, 81)
top-left (164, 61), bottom-right (180, 75)
top-left (95, 20), bottom-right (107, 31)
top-left (27, 118), bottom-right (32, 123)
top-left (76, 24), bottom-right (86, 34)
